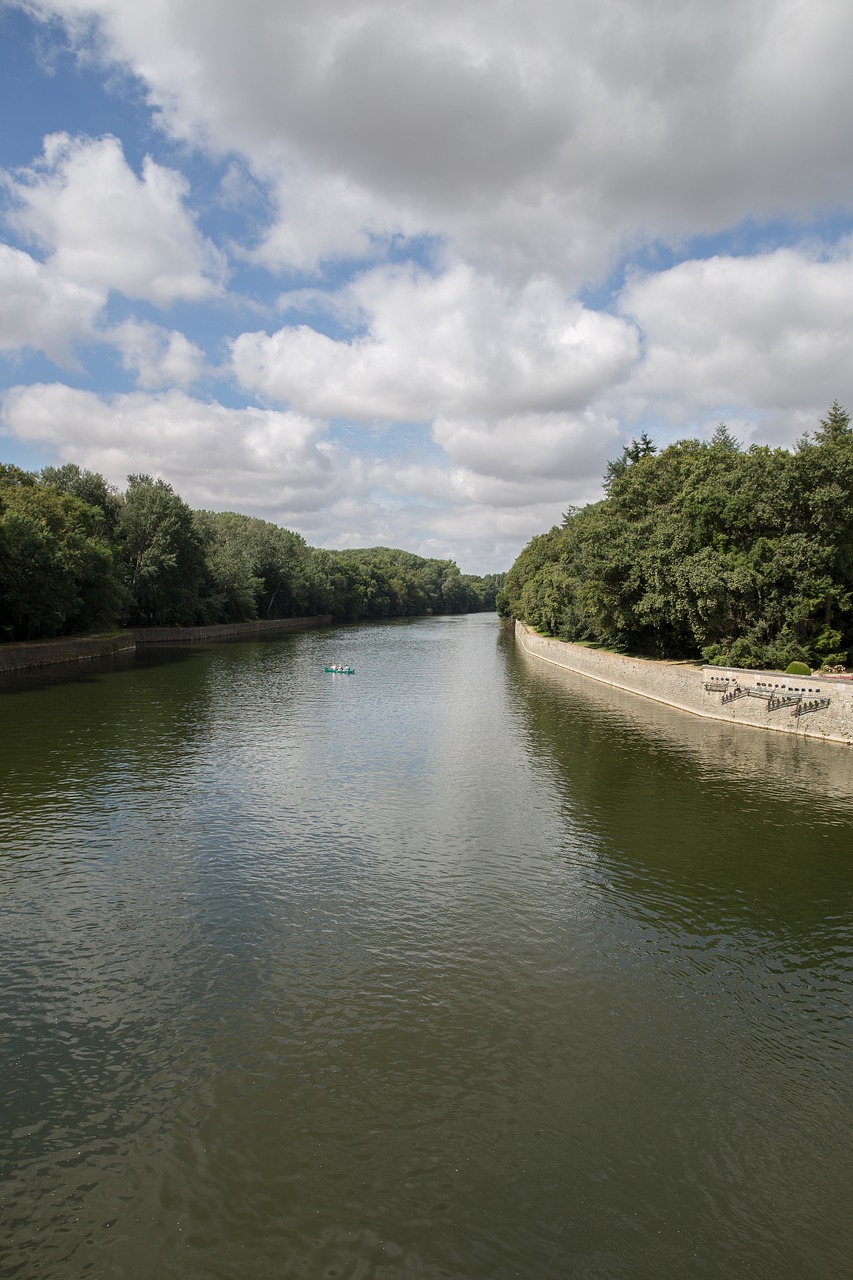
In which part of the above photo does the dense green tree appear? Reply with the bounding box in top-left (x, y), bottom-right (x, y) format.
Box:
top-left (40, 464), bottom-right (121, 534)
top-left (603, 431), bottom-right (658, 493)
top-left (506, 406), bottom-right (853, 670)
top-left (193, 510), bottom-right (263, 622)
top-left (1, 463), bottom-right (502, 640)
top-left (195, 510), bottom-right (316, 621)
top-left (325, 547), bottom-right (493, 619)
top-left (118, 475), bottom-right (210, 625)
top-left (0, 468), bottom-right (126, 640)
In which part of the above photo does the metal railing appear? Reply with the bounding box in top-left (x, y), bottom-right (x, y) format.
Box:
top-left (792, 697), bottom-right (832, 717)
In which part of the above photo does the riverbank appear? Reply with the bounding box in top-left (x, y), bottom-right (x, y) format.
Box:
top-left (0, 615), bottom-right (333, 673)
top-left (515, 620), bottom-right (853, 745)
top-left (129, 615), bottom-right (332, 644)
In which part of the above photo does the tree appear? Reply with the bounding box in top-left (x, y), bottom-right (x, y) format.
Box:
top-left (194, 510), bottom-right (263, 622)
top-left (815, 400), bottom-right (852, 444)
top-left (40, 464), bottom-right (121, 533)
top-left (710, 422), bottom-right (741, 452)
top-left (118, 475), bottom-right (209, 625)
top-left (603, 432), bottom-right (657, 494)
top-left (2, 457), bottom-right (503, 638)
top-left (0, 469), bottom-right (126, 640)
top-left (505, 405), bottom-right (853, 668)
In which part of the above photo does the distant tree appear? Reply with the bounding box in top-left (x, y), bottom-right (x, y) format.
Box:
top-left (193, 510), bottom-right (263, 622)
top-left (2, 458), bottom-right (505, 639)
top-left (0, 463), bottom-right (36, 487)
top-left (815, 399), bottom-right (852, 444)
top-left (325, 547), bottom-right (494, 619)
top-left (603, 432), bottom-right (657, 493)
top-left (709, 422), bottom-right (741, 452)
top-left (195, 510), bottom-right (316, 620)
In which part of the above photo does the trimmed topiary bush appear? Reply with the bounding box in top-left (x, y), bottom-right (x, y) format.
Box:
top-left (785, 661), bottom-right (811, 676)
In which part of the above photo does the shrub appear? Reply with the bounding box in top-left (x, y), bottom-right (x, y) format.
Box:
top-left (785, 660), bottom-right (811, 676)
top-left (726, 636), bottom-right (764, 669)
top-left (762, 630), bottom-right (812, 672)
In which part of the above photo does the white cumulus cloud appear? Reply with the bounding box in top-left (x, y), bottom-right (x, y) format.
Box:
top-left (21, 0), bottom-right (853, 281)
top-left (618, 245), bottom-right (853, 439)
top-left (108, 319), bottom-right (207, 390)
top-left (1, 383), bottom-right (340, 516)
top-left (0, 241), bottom-right (103, 362)
top-left (231, 264), bottom-right (638, 422)
top-left (4, 133), bottom-right (224, 305)
top-left (5, 0), bottom-right (853, 571)
top-left (432, 410), bottom-right (620, 489)
top-left (246, 169), bottom-right (409, 274)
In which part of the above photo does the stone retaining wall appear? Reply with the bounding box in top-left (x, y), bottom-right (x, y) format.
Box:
top-left (515, 621), bottom-right (853, 746)
top-left (131, 615), bottom-right (332, 643)
top-left (0, 633), bottom-right (135, 672)
top-left (0, 615), bottom-right (333, 673)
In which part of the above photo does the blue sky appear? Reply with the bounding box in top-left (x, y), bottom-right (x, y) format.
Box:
top-left (2, 0), bottom-right (853, 573)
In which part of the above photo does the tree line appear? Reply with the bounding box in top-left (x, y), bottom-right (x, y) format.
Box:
top-left (0, 464), bottom-right (502, 641)
top-left (499, 403), bottom-right (853, 671)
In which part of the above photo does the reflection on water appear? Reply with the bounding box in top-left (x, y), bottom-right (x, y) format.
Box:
top-left (1, 615), bottom-right (851, 1279)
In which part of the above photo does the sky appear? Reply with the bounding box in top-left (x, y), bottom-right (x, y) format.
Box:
top-left (1, 1), bottom-right (852, 574)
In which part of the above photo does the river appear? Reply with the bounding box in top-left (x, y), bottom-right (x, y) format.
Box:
top-left (1, 613), bottom-right (851, 1279)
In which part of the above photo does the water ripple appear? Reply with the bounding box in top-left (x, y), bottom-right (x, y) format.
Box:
top-left (1, 617), bottom-right (851, 1279)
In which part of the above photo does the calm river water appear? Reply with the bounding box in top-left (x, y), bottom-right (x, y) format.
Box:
top-left (1, 614), bottom-right (851, 1279)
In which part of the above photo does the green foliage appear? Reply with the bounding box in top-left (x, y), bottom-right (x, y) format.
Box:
top-left (195, 510), bottom-right (316, 622)
top-left (40, 463), bottom-right (121, 534)
top-left (815, 400), bottom-right (851, 443)
top-left (117, 475), bottom-right (211, 625)
top-left (1, 465), bottom-right (503, 641)
top-left (603, 431), bottom-right (657, 494)
top-left (818, 654), bottom-right (848, 671)
top-left (506, 406), bottom-right (853, 671)
top-left (318, 547), bottom-right (498, 620)
top-left (0, 463), bottom-right (37, 487)
top-left (1, 467), bottom-right (127, 640)
top-left (785, 661), bottom-right (812, 676)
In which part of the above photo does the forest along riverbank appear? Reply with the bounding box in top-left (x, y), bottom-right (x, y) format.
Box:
top-left (515, 621), bottom-right (853, 745)
top-left (0, 615), bottom-right (332, 673)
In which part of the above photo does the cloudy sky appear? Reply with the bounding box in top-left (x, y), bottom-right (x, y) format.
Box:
top-left (1, 0), bottom-right (852, 572)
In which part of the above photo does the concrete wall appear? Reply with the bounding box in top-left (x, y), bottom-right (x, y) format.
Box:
top-left (515, 621), bottom-right (853, 746)
top-left (131, 615), bottom-right (332, 643)
top-left (0, 615), bottom-right (333, 673)
top-left (0, 633), bottom-right (135, 673)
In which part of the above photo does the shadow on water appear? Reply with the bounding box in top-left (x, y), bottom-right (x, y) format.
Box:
top-left (495, 629), bottom-right (853, 1280)
top-left (0, 639), bottom-right (216, 692)
top-left (506, 630), bottom-right (853, 943)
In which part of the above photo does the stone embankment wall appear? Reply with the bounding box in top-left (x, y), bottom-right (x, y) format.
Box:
top-left (0, 615), bottom-right (332, 673)
top-left (0, 633), bottom-right (135, 673)
top-left (515, 621), bottom-right (853, 746)
top-left (130, 615), bottom-right (332, 643)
